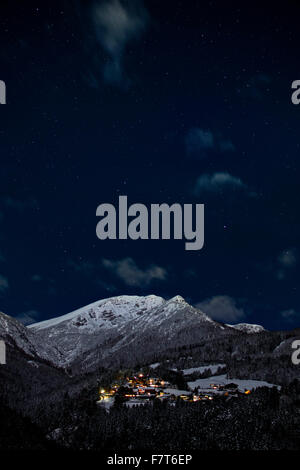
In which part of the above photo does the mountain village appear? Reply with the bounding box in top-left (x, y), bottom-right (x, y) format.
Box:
top-left (97, 370), bottom-right (253, 409)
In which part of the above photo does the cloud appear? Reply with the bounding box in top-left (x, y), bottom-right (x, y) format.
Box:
top-left (92, 0), bottom-right (148, 85)
top-left (68, 259), bottom-right (94, 276)
top-left (258, 248), bottom-right (298, 281)
top-left (96, 279), bottom-right (118, 293)
top-left (278, 249), bottom-right (297, 269)
top-left (195, 295), bottom-right (246, 322)
top-left (31, 274), bottom-right (42, 282)
top-left (237, 73), bottom-right (272, 100)
top-left (276, 248), bottom-right (297, 280)
top-left (0, 275), bottom-right (9, 294)
top-left (2, 196), bottom-right (37, 211)
top-left (102, 257), bottom-right (167, 287)
top-left (193, 172), bottom-right (246, 195)
top-left (186, 129), bottom-right (214, 155)
top-left (186, 128), bottom-right (235, 158)
top-left (281, 309), bottom-right (298, 320)
top-left (280, 308), bottom-right (300, 325)
top-left (14, 310), bottom-right (40, 326)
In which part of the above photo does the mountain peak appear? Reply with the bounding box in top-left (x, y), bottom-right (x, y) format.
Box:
top-left (168, 295), bottom-right (186, 303)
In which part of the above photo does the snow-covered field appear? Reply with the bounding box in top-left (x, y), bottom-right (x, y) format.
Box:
top-left (188, 374), bottom-right (280, 392)
top-left (182, 364), bottom-right (226, 376)
top-left (149, 362), bottom-right (160, 369)
top-left (163, 388), bottom-right (191, 396)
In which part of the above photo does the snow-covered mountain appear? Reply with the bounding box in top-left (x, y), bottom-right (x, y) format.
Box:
top-left (0, 294), bottom-right (270, 374)
top-left (226, 322), bottom-right (265, 334)
top-left (27, 294), bottom-right (235, 371)
top-left (30, 294), bottom-right (165, 332)
top-left (0, 311), bottom-right (54, 361)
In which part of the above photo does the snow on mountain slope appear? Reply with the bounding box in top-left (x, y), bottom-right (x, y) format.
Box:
top-left (29, 295), bottom-right (165, 331)
top-left (79, 295), bottom-right (237, 370)
top-left (0, 311), bottom-right (56, 361)
top-left (28, 294), bottom-right (232, 370)
top-left (182, 364), bottom-right (226, 375)
top-left (27, 295), bottom-right (167, 367)
top-left (0, 311), bottom-right (37, 356)
top-left (1, 294), bottom-right (266, 372)
top-left (226, 323), bottom-right (265, 334)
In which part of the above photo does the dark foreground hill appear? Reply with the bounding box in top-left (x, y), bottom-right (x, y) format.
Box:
top-left (1, 294), bottom-right (300, 450)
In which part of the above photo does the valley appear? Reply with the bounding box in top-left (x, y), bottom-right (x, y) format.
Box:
top-left (0, 294), bottom-right (300, 450)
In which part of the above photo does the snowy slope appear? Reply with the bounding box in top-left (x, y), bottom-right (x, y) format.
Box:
top-left (226, 323), bottom-right (265, 334)
top-left (0, 311), bottom-right (57, 362)
top-left (28, 295), bottom-right (167, 367)
top-left (29, 295), bottom-right (165, 331)
top-left (182, 364), bottom-right (226, 375)
top-left (0, 294), bottom-right (269, 373)
top-left (28, 294), bottom-right (234, 370)
top-left (188, 374), bottom-right (280, 392)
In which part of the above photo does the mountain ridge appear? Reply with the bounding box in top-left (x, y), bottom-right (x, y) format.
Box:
top-left (0, 294), bottom-right (236, 371)
top-left (0, 294), bottom-right (267, 374)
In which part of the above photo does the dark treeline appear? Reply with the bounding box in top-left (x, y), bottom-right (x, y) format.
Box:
top-left (2, 379), bottom-right (300, 450)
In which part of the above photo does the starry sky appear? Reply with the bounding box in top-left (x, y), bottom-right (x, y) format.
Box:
top-left (0, 0), bottom-right (300, 330)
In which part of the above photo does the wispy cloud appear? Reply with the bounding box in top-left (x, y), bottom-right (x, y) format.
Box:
top-left (237, 73), bottom-right (272, 101)
top-left (91, 0), bottom-right (149, 86)
top-left (68, 259), bottom-right (94, 276)
top-left (186, 128), bottom-right (235, 158)
top-left (278, 249), bottom-right (297, 269)
top-left (1, 196), bottom-right (38, 212)
top-left (276, 248), bottom-right (297, 280)
top-left (195, 295), bottom-right (246, 322)
top-left (281, 308), bottom-right (297, 319)
top-left (258, 248), bottom-right (298, 282)
top-left (102, 257), bottom-right (167, 287)
top-left (193, 172), bottom-right (246, 195)
top-left (280, 308), bottom-right (300, 325)
top-left (0, 274), bottom-right (9, 294)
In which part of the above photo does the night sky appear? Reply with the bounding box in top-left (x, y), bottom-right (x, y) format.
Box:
top-left (0, 0), bottom-right (300, 330)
